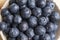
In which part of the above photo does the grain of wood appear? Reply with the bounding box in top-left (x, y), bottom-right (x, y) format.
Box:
top-left (0, 0), bottom-right (6, 9)
top-left (0, 35), bottom-right (2, 40)
top-left (53, 0), bottom-right (60, 10)
top-left (0, 0), bottom-right (9, 40)
top-left (0, 31), bottom-right (7, 40)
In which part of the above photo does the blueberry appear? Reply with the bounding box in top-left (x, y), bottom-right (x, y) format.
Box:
top-left (33, 35), bottom-right (39, 40)
top-left (45, 22), bottom-right (58, 32)
top-left (0, 22), bottom-right (10, 34)
top-left (21, 7), bottom-right (32, 19)
top-left (3, 14), bottom-right (13, 23)
top-left (26, 28), bottom-right (35, 38)
top-left (38, 17), bottom-right (49, 26)
top-left (50, 11), bottom-right (60, 22)
top-left (1, 8), bottom-right (10, 17)
top-left (16, 0), bottom-right (27, 6)
top-left (9, 27), bottom-right (19, 37)
top-left (9, 3), bottom-right (19, 14)
top-left (8, 37), bottom-right (16, 40)
top-left (14, 15), bottom-right (22, 24)
top-left (9, 0), bottom-right (16, 5)
top-left (32, 7), bottom-right (42, 17)
top-left (20, 5), bottom-right (26, 9)
top-left (54, 24), bottom-right (58, 31)
top-left (49, 32), bottom-right (56, 40)
top-left (43, 7), bottom-right (52, 16)
top-left (17, 32), bottom-right (28, 40)
top-left (43, 34), bottom-right (51, 40)
top-left (27, 0), bottom-right (36, 8)
top-left (36, 0), bottom-right (46, 8)
top-left (28, 16), bottom-right (37, 27)
top-left (28, 38), bottom-right (33, 40)
top-left (19, 21), bottom-right (29, 31)
top-left (46, 1), bottom-right (55, 9)
top-left (46, 0), bottom-right (53, 2)
top-left (0, 22), bottom-right (9, 32)
top-left (35, 26), bottom-right (46, 35)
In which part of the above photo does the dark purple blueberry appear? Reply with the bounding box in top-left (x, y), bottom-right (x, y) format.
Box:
top-left (46, 0), bottom-right (53, 2)
top-left (45, 22), bottom-right (58, 32)
top-left (50, 11), bottom-right (60, 22)
top-left (9, 27), bottom-right (19, 37)
top-left (0, 22), bottom-right (8, 31)
top-left (27, 0), bottom-right (36, 8)
top-left (14, 15), bottom-right (22, 24)
top-left (9, 0), bottom-right (16, 5)
top-left (19, 21), bottom-right (29, 31)
top-left (43, 34), bottom-right (51, 40)
top-left (17, 32), bottom-right (28, 40)
top-left (21, 7), bottom-right (32, 19)
top-left (36, 0), bottom-right (46, 8)
top-left (9, 3), bottom-right (19, 14)
top-left (16, 0), bottom-right (27, 6)
top-left (49, 32), bottom-right (56, 40)
top-left (38, 17), bottom-right (49, 26)
top-left (43, 7), bottom-right (52, 16)
top-left (0, 23), bottom-right (10, 35)
top-left (3, 14), bottom-right (13, 23)
top-left (19, 5), bottom-right (26, 9)
top-left (28, 38), bottom-right (33, 40)
top-left (33, 35), bottom-right (39, 40)
top-left (54, 24), bottom-right (58, 31)
top-left (28, 16), bottom-right (37, 27)
top-left (26, 28), bottom-right (35, 38)
top-left (46, 1), bottom-right (55, 9)
top-left (35, 26), bottom-right (46, 35)
top-left (32, 7), bottom-right (42, 17)
top-left (8, 37), bottom-right (16, 40)
top-left (1, 8), bottom-right (10, 17)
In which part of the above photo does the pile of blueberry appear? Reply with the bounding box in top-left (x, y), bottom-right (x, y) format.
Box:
top-left (0, 0), bottom-right (60, 40)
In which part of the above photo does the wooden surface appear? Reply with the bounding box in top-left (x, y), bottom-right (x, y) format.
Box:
top-left (0, 0), bottom-right (60, 40)
top-left (0, 35), bottom-right (2, 40)
top-left (0, 0), bottom-right (6, 9)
